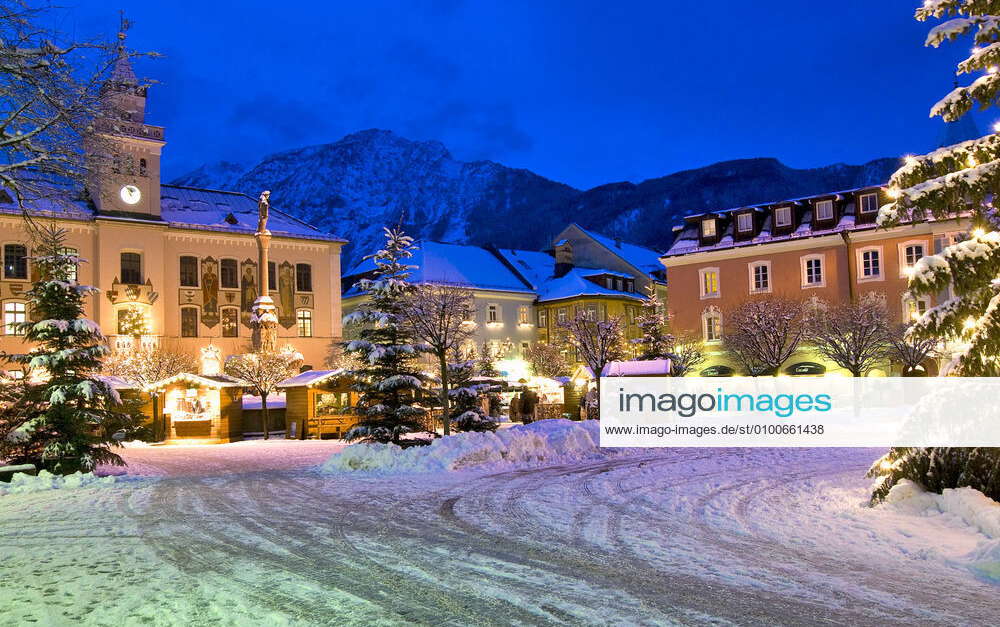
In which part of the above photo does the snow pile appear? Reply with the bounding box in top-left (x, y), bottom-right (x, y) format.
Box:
top-left (883, 479), bottom-right (1000, 582)
top-left (0, 470), bottom-right (115, 496)
top-left (322, 419), bottom-right (615, 475)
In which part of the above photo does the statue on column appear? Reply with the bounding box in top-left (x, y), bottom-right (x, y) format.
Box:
top-left (251, 190), bottom-right (277, 352)
top-left (256, 190), bottom-right (270, 234)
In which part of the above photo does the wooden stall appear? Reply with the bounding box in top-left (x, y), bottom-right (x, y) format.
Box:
top-left (145, 373), bottom-right (245, 444)
top-left (277, 369), bottom-right (359, 440)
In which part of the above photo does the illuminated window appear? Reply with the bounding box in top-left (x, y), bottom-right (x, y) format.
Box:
top-left (518, 305), bottom-right (529, 324)
top-left (701, 219), bottom-right (717, 238)
top-left (221, 307), bottom-right (239, 337)
top-left (3, 244), bottom-right (27, 279)
top-left (557, 307), bottom-right (567, 324)
top-left (538, 309), bottom-right (548, 327)
top-left (487, 304), bottom-right (499, 323)
top-left (62, 247), bottom-right (77, 281)
top-left (297, 309), bottom-right (313, 337)
top-left (3, 301), bottom-right (26, 335)
top-left (903, 295), bottom-right (930, 322)
top-left (700, 268), bottom-right (720, 298)
top-left (702, 309), bottom-right (722, 343)
top-left (180, 307), bottom-right (199, 337)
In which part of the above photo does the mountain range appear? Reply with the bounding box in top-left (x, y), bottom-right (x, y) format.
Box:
top-left (171, 129), bottom-right (901, 268)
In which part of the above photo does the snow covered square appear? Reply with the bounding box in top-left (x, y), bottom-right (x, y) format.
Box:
top-left (3, 427), bottom-right (1000, 625)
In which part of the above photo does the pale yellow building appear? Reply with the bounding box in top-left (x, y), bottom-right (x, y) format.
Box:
top-left (0, 47), bottom-right (344, 373)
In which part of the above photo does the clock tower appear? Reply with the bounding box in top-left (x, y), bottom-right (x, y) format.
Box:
top-left (89, 23), bottom-right (164, 218)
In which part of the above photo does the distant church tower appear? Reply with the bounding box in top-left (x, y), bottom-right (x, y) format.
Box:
top-left (89, 16), bottom-right (164, 218)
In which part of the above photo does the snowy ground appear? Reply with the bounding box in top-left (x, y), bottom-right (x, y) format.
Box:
top-left (1, 441), bottom-right (998, 625)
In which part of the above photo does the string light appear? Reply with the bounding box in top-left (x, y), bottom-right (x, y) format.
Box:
top-left (904, 155), bottom-right (918, 167)
top-left (968, 155), bottom-right (978, 167)
top-left (887, 188), bottom-right (902, 199)
top-left (964, 316), bottom-right (978, 331)
top-left (974, 227), bottom-right (986, 238)
top-left (994, 120), bottom-right (1000, 133)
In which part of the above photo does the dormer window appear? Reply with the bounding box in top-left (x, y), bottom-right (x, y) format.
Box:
top-left (736, 213), bottom-right (753, 233)
top-left (701, 219), bottom-right (717, 238)
top-left (775, 206), bottom-right (792, 227)
top-left (815, 200), bottom-right (834, 221)
top-left (859, 193), bottom-right (878, 214)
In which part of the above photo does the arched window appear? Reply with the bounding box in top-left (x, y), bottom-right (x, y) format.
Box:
top-left (702, 308), bottom-right (722, 343)
top-left (296, 309), bottom-right (313, 337)
top-left (62, 247), bottom-right (78, 281)
top-left (295, 263), bottom-right (312, 292)
top-left (221, 307), bottom-right (239, 337)
top-left (3, 244), bottom-right (27, 279)
top-left (180, 307), bottom-right (199, 338)
top-left (3, 301), bottom-right (26, 335)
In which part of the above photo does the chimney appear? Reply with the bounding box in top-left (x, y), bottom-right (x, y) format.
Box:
top-left (554, 239), bottom-right (573, 277)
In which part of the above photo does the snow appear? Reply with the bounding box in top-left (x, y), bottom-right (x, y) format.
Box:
top-left (277, 368), bottom-right (345, 388)
top-left (345, 240), bottom-right (535, 295)
top-left (3, 445), bottom-right (1000, 623)
top-left (601, 359), bottom-right (671, 376)
top-left (241, 393), bottom-right (285, 410)
top-left (0, 469), bottom-right (115, 496)
top-left (881, 479), bottom-right (1000, 582)
top-left (321, 419), bottom-right (615, 474)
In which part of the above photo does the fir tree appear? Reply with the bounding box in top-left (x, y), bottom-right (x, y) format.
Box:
top-left (632, 284), bottom-right (673, 360)
top-left (0, 225), bottom-right (139, 473)
top-left (342, 227), bottom-right (430, 444)
top-left (447, 356), bottom-right (497, 432)
top-left (870, 3), bottom-right (1000, 502)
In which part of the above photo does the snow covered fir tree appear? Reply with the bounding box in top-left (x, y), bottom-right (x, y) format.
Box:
top-left (871, 1), bottom-right (1000, 502)
top-left (446, 357), bottom-right (497, 432)
top-left (341, 227), bottom-right (430, 444)
top-left (0, 225), bottom-right (140, 473)
top-left (632, 283), bottom-right (673, 360)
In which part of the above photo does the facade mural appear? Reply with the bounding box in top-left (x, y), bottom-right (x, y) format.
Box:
top-left (278, 260), bottom-right (295, 329)
top-left (201, 256), bottom-right (219, 327)
top-left (240, 259), bottom-right (257, 322)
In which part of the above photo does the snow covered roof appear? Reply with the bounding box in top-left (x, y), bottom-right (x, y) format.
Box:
top-left (664, 185), bottom-right (884, 258)
top-left (601, 359), bottom-right (672, 377)
top-left (494, 248), bottom-right (555, 290)
top-left (536, 267), bottom-right (644, 303)
top-left (159, 185), bottom-right (344, 242)
top-left (277, 369), bottom-right (346, 388)
top-left (96, 375), bottom-right (139, 390)
top-left (572, 224), bottom-right (664, 277)
top-left (0, 183), bottom-right (344, 243)
top-left (144, 373), bottom-right (245, 392)
top-left (344, 241), bottom-right (534, 296)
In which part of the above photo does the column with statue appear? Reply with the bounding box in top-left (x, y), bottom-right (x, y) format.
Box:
top-left (251, 191), bottom-right (278, 353)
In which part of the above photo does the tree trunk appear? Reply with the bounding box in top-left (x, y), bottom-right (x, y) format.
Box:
top-left (593, 374), bottom-right (601, 421)
top-left (439, 354), bottom-right (450, 436)
top-left (261, 394), bottom-right (270, 440)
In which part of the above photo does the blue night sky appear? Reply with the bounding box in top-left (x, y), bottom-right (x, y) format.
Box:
top-left (62, 0), bottom-right (981, 189)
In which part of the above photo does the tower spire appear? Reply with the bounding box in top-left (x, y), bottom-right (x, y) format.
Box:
top-left (110, 10), bottom-right (136, 85)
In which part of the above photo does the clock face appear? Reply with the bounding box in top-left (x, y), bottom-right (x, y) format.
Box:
top-left (120, 184), bottom-right (142, 205)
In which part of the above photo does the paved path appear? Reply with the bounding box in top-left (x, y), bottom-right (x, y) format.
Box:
top-left (1, 444), bottom-right (997, 625)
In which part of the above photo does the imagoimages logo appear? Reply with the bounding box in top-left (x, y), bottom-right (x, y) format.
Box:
top-left (617, 387), bottom-right (833, 418)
